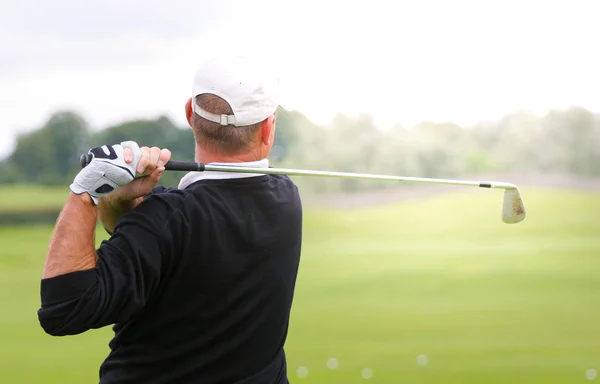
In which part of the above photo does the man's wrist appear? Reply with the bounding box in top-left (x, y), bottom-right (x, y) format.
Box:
top-left (75, 192), bottom-right (95, 205)
top-left (99, 192), bottom-right (137, 211)
top-left (97, 192), bottom-right (142, 235)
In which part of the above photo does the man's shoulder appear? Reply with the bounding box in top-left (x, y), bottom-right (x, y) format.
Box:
top-left (110, 186), bottom-right (189, 236)
top-left (269, 174), bottom-right (300, 189)
top-left (137, 185), bottom-right (190, 213)
top-left (144, 185), bottom-right (190, 201)
top-left (147, 185), bottom-right (182, 196)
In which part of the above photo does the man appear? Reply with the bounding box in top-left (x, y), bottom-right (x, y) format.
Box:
top-left (38, 56), bottom-right (303, 384)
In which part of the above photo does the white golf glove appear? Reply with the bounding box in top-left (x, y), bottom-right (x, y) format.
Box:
top-left (70, 141), bottom-right (142, 204)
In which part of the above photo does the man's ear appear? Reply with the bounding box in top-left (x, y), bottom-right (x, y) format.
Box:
top-left (261, 114), bottom-right (276, 146)
top-left (185, 98), bottom-right (193, 127)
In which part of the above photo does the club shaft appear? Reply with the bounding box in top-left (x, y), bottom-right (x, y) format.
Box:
top-left (165, 161), bottom-right (518, 190)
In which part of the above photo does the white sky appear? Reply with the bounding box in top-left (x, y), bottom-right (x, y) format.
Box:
top-left (1, 0), bottom-right (599, 158)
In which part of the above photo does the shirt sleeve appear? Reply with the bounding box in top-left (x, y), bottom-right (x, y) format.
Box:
top-left (38, 192), bottom-right (184, 336)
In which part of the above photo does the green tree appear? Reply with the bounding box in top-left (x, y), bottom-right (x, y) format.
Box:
top-left (46, 112), bottom-right (92, 180)
top-left (270, 107), bottom-right (301, 162)
top-left (9, 111), bottom-right (91, 184)
top-left (410, 121), bottom-right (477, 177)
top-left (538, 107), bottom-right (600, 175)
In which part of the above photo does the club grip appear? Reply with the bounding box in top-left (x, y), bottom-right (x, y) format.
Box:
top-left (164, 161), bottom-right (205, 172)
top-left (79, 153), bottom-right (205, 172)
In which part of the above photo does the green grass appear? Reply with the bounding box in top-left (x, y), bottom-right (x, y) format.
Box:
top-left (1, 187), bottom-right (599, 383)
top-left (0, 184), bottom-right (68, 212)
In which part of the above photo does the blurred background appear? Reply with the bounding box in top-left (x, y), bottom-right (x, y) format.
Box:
top-left (1, 0), bottom-right (599, 383)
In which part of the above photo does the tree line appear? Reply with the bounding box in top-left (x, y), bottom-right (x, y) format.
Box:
top-left (1, 106), bottom-right (599, 193)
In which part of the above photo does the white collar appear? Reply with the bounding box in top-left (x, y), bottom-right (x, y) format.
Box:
top-left (177, 158), bottom-right (270, 189)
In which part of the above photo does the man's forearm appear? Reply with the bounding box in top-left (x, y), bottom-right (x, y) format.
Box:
top-left (43, 193), bottom-right (98, 279)
top-left (98, 194), bottom-right (143, 234)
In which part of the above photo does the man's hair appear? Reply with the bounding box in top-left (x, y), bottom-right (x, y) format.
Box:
top-left (191, 94), bottom-right (262, 155)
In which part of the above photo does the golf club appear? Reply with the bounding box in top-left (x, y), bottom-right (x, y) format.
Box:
top-left (81, 155), bottom-right (527, 224)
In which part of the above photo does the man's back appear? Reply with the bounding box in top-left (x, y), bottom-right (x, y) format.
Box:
top-left (104, 174), bottom-right (302, 383)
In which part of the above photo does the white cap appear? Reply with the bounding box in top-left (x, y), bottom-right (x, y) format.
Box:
top-left (192, 56), bottom-right (280, 127)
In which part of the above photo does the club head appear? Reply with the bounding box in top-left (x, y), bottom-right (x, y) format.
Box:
top-left (501, 188), bottom-right (527, 224)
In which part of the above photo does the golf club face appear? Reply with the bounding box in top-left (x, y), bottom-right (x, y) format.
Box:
top-left (501, 188), bottom-right (527, 224)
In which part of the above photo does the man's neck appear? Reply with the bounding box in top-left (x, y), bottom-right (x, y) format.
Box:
top-left (194, 147), bottom-right (265, 164)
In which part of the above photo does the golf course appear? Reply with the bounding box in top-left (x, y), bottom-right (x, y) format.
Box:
top-left (1, 181), bottom-right (599, 383)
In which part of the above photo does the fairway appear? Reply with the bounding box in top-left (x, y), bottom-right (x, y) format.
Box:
top-left (1, 187), bottom-right (599, 383)
top-left (0, 184), bottom-right (68, 213)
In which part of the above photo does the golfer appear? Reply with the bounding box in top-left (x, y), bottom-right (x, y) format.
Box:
top-left (38, 56), bottom-right (303, 383)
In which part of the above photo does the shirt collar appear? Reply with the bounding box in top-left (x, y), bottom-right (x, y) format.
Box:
top-left (177, 158), bottom-right (270, 190)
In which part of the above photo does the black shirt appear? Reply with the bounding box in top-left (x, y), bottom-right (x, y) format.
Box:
top-left (38, 174), bottom-right (303, 383)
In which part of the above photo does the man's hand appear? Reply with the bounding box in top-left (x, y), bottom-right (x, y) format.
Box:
top-left (97, 145), bottom-right (171, 234)
top-left (113, 146), bottom-right (172, 201)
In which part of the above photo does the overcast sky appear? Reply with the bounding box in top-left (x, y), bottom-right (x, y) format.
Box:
top-left (1, 0), bottom-right (599, 158)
